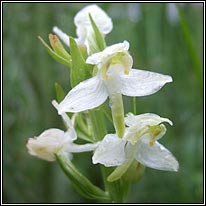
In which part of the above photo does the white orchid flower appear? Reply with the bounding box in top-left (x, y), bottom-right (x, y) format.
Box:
top-left (58, 41), bottom-right (172, 113)
top-left (92, 113), bottom-right (179, 181)
top-left (26, 100), bottom-right (98, 161)
top-left (53, 4), bottom-right (112, 50)
top-left (57, 41), bottom-right (172, 137)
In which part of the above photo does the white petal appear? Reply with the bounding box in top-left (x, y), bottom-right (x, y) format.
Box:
top-left (92, 134), bottom-right (126, 167)
top-left (86, 41), bottom-right (130, 65)
top-left (53, 26), bottom-right (70, 47)
top-left (75, 26), bottom-right (87, 45)
top-left (74, 4), bottom-right (113, 35)
top-left (58, 76), bottom-right (108, 113)
top-left (135, 137), bottom-right (179, 171)
top-left (125, 113), bottom-right (173, 127)
top-left (121, 69), bottom-right (173, 97)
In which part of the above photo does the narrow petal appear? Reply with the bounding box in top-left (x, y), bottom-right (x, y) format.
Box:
top-left (92, 134), bottom-right (126, 167)
top-left (67, 142), bottom-right (100, 153)
top-left (52, 100), bottom-right (77, 141)
top-left (135, 137), bottom-right (179, 171)
top-left (58, 76), bottom-right (108, 113)
top-left (121, 69), bottom-right (173, 97)
top-left (53, 26), bottom-right (70, 47)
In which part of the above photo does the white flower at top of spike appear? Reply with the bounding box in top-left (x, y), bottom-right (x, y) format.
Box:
top-left (57, 41), bottom-right (172, 114)
top-left (26, 101), bottom-right (98, 161)
top-left (74, 4), bottom-right (113, 45)
top-left (53, 4), bottom-right (112, 49)
top-left (92, 113), bottom-right (179, 175)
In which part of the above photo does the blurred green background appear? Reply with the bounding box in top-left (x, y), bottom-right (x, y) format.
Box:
top-left (3, 2), bottom-right (203, 203)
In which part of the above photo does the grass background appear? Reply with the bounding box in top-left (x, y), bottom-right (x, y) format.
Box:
top-left (3, 2), bottom-right (203, 203)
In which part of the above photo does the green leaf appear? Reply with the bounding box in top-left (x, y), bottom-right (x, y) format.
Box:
top-left (79, 44), bottom-right (88, 60)
top-left (88, 14), bottom-right (106, 53)
top-left (177, 5), bottom-right (203, 90)
top-left (38, 36), bottom-right (71, 68)
top-left (69, 37), bottom-right (91, 87)
top-left (55, 82), bottom-right (65, 102)
top-left (56, 152), bottom-right (109, 200)
top-left (89, 109), bottom-right (107, 141)
top-left (75, 113), bottom-right (94, 142)
top-left (75, 128), bottom-right (94, 143)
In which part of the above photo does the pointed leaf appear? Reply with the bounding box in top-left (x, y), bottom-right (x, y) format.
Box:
top-left (89, 14), bottom-right (106, 53)
top-left (69, 37), bottom-right (91, 87)
top-left (38, 36), bottom-right (71, 68)
top-left (55, 82), bottom-right (66, 102)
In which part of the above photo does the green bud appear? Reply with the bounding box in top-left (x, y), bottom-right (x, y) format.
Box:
top-left (55, 82), bottom-right (65, 102)
top-left (49, 34), bottom-right (71, 62)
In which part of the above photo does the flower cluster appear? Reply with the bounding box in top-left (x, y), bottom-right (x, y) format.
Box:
top-left (27, 4), bottom-right (179, 201)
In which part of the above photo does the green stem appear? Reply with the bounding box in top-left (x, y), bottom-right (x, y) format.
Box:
top-left (109, 93), bottom-right (125, 138)
top-left (56, 152), bottom-right (109, 200)
top-left (101, 166), bottom-right (125, 203)
top-left (89, 109), bottom-right (126, 203)
top-left (133, 97), bottom-right (137, 115)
